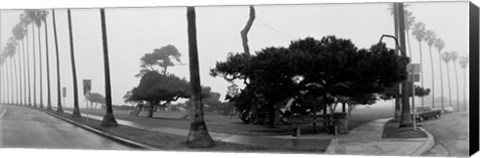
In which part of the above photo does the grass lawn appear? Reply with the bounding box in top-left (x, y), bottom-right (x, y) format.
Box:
top-left (46, 109), bottom-right (327, 153)
top-left (382, 119), bottom-right (427, 139)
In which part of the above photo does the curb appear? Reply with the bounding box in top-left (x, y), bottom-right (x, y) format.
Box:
top-left (37, 109), bottom-right (159, 150)
top-left (0, 107), bottom-right (7, 118)
top-left (410, 127), bottom-right (435, 156)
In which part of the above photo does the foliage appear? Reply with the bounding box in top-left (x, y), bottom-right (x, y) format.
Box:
top-left (86, 92), bottom-right (106, 105)
top-left (211, 36), bottom-right (409, 123)
top-left (139, 45), bottom-right (182, 75)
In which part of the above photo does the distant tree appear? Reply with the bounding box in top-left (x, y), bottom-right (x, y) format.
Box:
top-left (424, 30), bottom-right (436, 108)
top-left (85, 92), bottom-right (105, 109)
top-left (434, 38), bottom-right (445, 110)
top-left (411, 22), bottom-right (426, 105)
top-left (441, 51), bottom-right (453, 109)
top-left (125, 71), bottom-right (190, 118)
top-left (139, 45), bottom-right (182, 76)
top-left (458, 56), bottom-right (468, 110)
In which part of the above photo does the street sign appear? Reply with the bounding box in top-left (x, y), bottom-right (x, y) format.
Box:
top-left (83, 79), bottom-right (92, 95)
top-left (407, 63), bottom-right (421, 73)
top-left (62, 87), bottom-right (67, 98)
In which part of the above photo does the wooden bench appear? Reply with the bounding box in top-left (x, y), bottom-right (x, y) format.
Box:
top-left (285, 115), bottom-right (327, 137)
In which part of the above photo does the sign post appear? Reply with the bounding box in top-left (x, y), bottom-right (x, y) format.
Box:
top-left (62, 87), bottom-right (66, 107)
top-left (83, 79), bottom-right (92, 123)
top-left (407, 63), bottom-right (421, 131)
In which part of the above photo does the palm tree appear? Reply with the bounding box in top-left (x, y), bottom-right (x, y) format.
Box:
top-left (186, 6), bottom-right (215, 148)
top-left (424, 30), bottom-right (436, 108)
top-left (13, 24), bottom-right (26, 106)
top-left (40, 10), bottom-right (53, 110)
top-left (25, 9), bottom-right (38, 108)
top-left (450, 51), bottom-right (459, 111)
top-left (33, 10), bottom-right (48, 109)
top-left (67, 9), bottom-right (81, 118)
top-left (52, 9), bottom-right (63, 113)
top-left (20, 13), bottom-right (33, 107)
top-left (441, 51), bottom-right (453, 111)
top-left (99, 8), bottom-right (118, 127)
top-left (458, 56), bottom-right (468, 110)
top-left (387, 4), bottom-right (414, 57)
top-left (434, 38), bottom-right (445, 110)
top-left (5, 38), bottom-right (18, 105)
top-left (411, 22), bottom-right (426, 106)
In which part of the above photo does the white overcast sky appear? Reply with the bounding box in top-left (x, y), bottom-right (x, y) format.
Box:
top-left (0, 0), bottom-right (471, 108)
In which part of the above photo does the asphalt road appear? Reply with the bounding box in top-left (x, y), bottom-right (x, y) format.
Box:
top-left (0, 105), bottom-right (134, 150)
top-left (420, 111), bottom-right (469, 157)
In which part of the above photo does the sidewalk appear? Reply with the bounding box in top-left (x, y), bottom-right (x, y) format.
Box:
top-left (325, 118), bottom-right (434, 156)
top-left (61, 109), bottom-right (433, 155)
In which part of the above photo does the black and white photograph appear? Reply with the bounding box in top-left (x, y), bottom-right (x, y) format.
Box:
top-left (0, 0), bottom-right (478, 158)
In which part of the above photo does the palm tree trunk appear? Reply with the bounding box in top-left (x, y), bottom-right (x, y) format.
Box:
top-left (32, 24), bottom-right (37, 108)
top-left (26, 34), bottom-right (32, 106)
top-left (446, 62), bottom-right (452, 111)
top-left (428, 47), bottom-right (435, 108)
top-left (67, 9), bottom-right (81, 118)
top-left (16, 44), bottom-right (23, 106)
top-left (6, 60), bottom-right (10, 104)
top-left (22, 40), bottom-right (27, 106)
top-left (99, 8), bottom-right (118, 127)
top-left (52, 9), bottom-right (63, 113)
top-left (44, 18), bottom-right (52, 110)
top-left (392, 3), bottom-right (401, 121)
top-left (397, 3), bottom-right (412, 127)
top-left (453, 62), bottom-right (459, 111)
top-left (0, 64), bottom-right (3, 104)
top-left (38, 26), bottom-right (44, 109)
top-left (241, 6), bottom-right (255, 56)
top-left (417, 42), bottom-right (424, 106)
top-left (463, 68), bottom-right (466, 110)
top-left (186, 6), bottom-right (215, 148)
top-left (406, 31), bottom-right (412, 58)
top-left (438, 51), bottom-right (444, 110)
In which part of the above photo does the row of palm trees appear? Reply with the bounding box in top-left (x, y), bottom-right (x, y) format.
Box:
top-left (0, 9), bottom-right (117, 125)
top-left (390, 4), bottom-right (469, 112)
top-left (1, 7), bottom-right (213, 147)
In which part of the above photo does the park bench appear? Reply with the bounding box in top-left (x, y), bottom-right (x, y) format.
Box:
top-left (285, 115), bottom-right (327, 137)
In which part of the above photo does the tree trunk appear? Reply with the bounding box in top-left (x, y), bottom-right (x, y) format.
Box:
top-left (52, 9), bottom-right (63, 113)
top-left (446, 62), bottom-right (452, 110)
top-left (438, 51), bottom-right (444, 110)
top-left (44, 18), bottom-right (52, 110)
top-left (392, 4), bottom-right (401, 122)
top-left (67, 9), bottom-right (81, 118)
top-left (397, 3), bottom-right (412, 127)
top-left (38, 26), bottom-right (44, 109)
top-left (463, 69), bottom-right (467, 110)
top-left (26, 33), bottom-right (32, 107)
top-left (453, 62), bottom-right (460, 111)
top-left (13, 50), bottom-right (19, 106)
top-left (428, 46), bottom-right (435, 108)
top-left (186, 7), bottom-right (215, 148)
top-left (418, 42), bottom-right (424, 106)
top-left (100, 8), bottom-right (118, 127)
top-left (147, 103), bottom-right (154, 118)
top-left (22, 40), bottom-right (27, 106)
top-left (32, 24), bottom-right (37, 108)
top-left (16, 44), bottom-right (23, 106)
top-left (241, 6), bottom-right (255, 55)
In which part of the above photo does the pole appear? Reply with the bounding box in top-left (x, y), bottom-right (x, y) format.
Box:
top-left (412, 73), bottom-right (416, 131)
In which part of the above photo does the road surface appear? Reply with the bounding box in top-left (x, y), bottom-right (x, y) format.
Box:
top-left (0, 105), bottom-right (134, 150)
top-left (420, 111), bottom-right (469, 157)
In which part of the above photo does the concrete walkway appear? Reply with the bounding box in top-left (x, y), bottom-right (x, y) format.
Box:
top-left (62, 110), bottom-right (432, 155)
top-left (325, 118), bottom-right (433, 156)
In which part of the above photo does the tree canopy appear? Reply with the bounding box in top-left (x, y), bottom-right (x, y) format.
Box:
top-left (86, 92), bottom-right (106, 105)
top-left (211, 36), bottom-right (410, 122)
top-left (139, 44), bottom-right (182, 76)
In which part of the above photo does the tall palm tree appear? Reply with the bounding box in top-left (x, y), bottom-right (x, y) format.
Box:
top-left (450, 51), bottom-right (459, 111)
top-left (67, 9), bottom-right (81, 118)
top-left (25, 9), bottom-right (38, 108)
top-left (458, 56), bottom-right (468, 110)
top-left (5, 38), bottom-right (18, 105)
top-left (52, 9), bottom-right (63, 113)
top-left (33, 10), bottom-right (48, 109)
top-left (20, 13), bottom-right (33, 107)
top-left (99, 8), bottom-right (118, 127)
top-left (411, 22), bottom-right (426, 106)
top-left (13, 24), bottom-right (26, 106)
top-left (387, 4), bottom-right (414, 57)
top-left (434, 38), bottom-right (445, 110)
top-left (424, 30), bottom-right (436, 108)
top-left (186, 6), bottom-right (215, 148)
top-left (41, 10), bottom-right (53, 110)
top-left (441, 51), bottom-right (453, 110)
